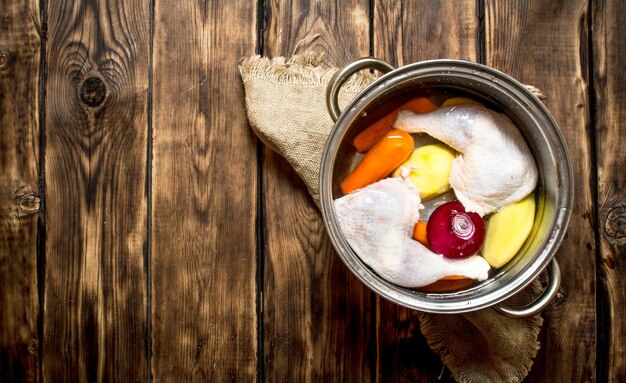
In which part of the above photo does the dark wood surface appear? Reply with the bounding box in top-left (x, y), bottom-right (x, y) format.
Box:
top-left (0, 0), bottom-right (40, 381)
top-left (593, 0), bottom-right (626, 381)
top-left (43, 1), bottom-right (150, 381)
top-left (151, 1), bottom-right (258, 381)
top-left (1, 1), bottom-right (624, 382)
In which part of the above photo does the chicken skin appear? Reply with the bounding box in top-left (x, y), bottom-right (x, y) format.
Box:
top-left (334, 178), bottom-right (490, 288)
top-left (394, 105), bottom-right (537, 216)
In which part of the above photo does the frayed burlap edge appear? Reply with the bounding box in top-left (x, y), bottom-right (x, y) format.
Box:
top-left (239, 52), bottom-right (375, 91)
top-left (524, 85), bottom-right (546, 100)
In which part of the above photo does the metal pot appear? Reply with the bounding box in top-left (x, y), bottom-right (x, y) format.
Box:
top-left (320, 58), bottom-right (573, 318)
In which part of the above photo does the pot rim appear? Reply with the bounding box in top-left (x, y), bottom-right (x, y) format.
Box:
top-left (320, 59), bottom-right (573, 314)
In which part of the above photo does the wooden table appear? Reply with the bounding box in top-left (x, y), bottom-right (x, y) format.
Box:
top-left (1, 0), bottom-right (624, 381)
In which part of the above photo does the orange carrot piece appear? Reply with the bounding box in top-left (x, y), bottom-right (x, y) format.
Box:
top-left (353, 97), bottom-right (436, 153)
top-left (412, 221), bottom-right (429, 247)
top-left (441, 275), bottom-right (466, 280)
top-left (417, 278), bottom-right (476, 293)
top-left (340, 129), bottom-right (414, 195)
top-left (413, 221), bottom-right (466, 281)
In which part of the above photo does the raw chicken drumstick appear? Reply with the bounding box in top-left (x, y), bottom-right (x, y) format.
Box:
top-left (394, 104), bottom-right (538, 216)
top-left (334, 178), bottom-right (490, 288)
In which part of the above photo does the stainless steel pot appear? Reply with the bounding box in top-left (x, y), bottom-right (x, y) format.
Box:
top-left (320, 58), bottom-right (573, 318)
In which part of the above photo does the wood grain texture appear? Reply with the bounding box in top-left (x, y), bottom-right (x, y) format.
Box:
top-left (374, 0), bottom-right (479, 67)
top-left (593, 0), bottom-right (626, 381)
top-left (373, 2), bottom-right (478, 381)
top-left (485, 1), bottom-right (596, 381)
top-left (0, 0), bottom-right (41, 381)
top-left (261, 0), bottom-right (373, 381)
top-left (151, 1), bottom-right (258, 381)
top-left (43, 1), bottom-right (149, 381)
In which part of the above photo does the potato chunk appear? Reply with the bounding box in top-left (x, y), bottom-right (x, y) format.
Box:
top-left (482, 194), bottom-right (536, 268)
top-left (392, 144), bottom-right (456, 201)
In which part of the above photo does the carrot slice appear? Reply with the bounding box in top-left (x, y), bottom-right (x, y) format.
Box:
top-left (441, 275), bottom-right (466, 280)
top-left (412, 221), bottom-right (429, 247)
top-left (353, 97), bottom-right (436, 153)
top-left (340, 129), bottom-right (414, 195)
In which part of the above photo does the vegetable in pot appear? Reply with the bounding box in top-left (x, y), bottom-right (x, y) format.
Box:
top-left (427, 201), bottom-right (485, 259)
top-left (353, 97), bottom-right (436, 153)
top-left (482, 194), bottom-right (536, 268)
top-left (392, 143), bottom-right (456, 201)
top-left (340, 129), bottom-right (414, 195)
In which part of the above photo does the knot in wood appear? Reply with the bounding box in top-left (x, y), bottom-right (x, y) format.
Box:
top-left (27, 339), bottom-right (38, 353)
top-left (0, 49), bottom-right (14, 70)
top-left (603, 202), bottom-right (626, 245)
top-left (80, 77), bottom-right (107, 107)
top-left (18, 194), bottom-right (40, 213)
top-left (13, 185), bottom-right (40, 215)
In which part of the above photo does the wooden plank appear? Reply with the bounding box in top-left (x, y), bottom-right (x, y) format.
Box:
top-left (593, 0), bottom-right (626, 381)
top-left (0, 0), bottom-right (41, 381)
top-left (373, 1), bottom-right (478, 381)
top-left (151, 1), bottom-right (258, 380)
top-left (485, 1), bottom-right (596, 381)
top-left (261, 0), bottom-right (373, 381)
top-left (43, 1), bottom-right (149, 381)
top-left (374, 0), bottom-right (479, 67)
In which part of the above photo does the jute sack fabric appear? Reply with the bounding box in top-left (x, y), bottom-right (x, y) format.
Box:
top-left (239, 53), bottom-right (544, 383)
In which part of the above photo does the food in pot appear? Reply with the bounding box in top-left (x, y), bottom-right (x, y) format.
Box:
top-left (412, 220), bottom-right (429, 247)
top-left (335, 96), bottom-right (538, 290)
top-left (417, 277), bottom-right (477, 293)
top-left (340, 128), bottom-right (414, 195)
top-left (427, 201), bottom-right (485, 259)
top-left (482, 194), bottom-right (536, 268)
top-left (334, 177), bottom-right (491, 288)
top-left (391, 144), bottom-right (456, 201)
top-left (394, 104), bottom-right (537, 216)
top-left (353, 97), bottom-right (436, 153)
top-left (441, 96), bottom-right (483, 108)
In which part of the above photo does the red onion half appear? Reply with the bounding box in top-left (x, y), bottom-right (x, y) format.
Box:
top-left (426, 201), bottom-right (485, 259)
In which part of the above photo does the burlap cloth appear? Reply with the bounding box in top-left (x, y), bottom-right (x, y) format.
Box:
top-left (239, 53), bottom-right (544, 383)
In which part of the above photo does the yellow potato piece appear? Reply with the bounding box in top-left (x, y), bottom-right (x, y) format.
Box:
top-left (441, 97), bottom-right (484, 108)
top-left (482, 194), bottom-right (536, 268)
top-left (392, 144), bottom-right (456, 201)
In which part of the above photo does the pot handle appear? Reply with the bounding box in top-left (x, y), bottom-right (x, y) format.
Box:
top-left (494, 259), bottom-right (561, 318)
top-left (326, 57), bottom-right (395, 122)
